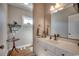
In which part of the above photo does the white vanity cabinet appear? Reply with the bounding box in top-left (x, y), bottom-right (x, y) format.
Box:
top-left (34, 37), bottom-right (78, 56)
top-left (55, 47), bottom-right (74, 56)
top-left (35, 38), bottom-right (56, 56)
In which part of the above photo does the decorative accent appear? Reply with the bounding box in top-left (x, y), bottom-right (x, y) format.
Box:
top-left (42, 30), bottom-right (46, 38)
top-left (37, 24), bottom-right (40, 36)
top-left (7, 37), bottom-right (19, 56)
top-left (7, 21), bottom-right (21, 56)
top-left (8, 21), bottom-right (21, 33)
top-left (50, 35), bottom-right (52, 39)
top-left (46, 25), bottom-right (49, 36)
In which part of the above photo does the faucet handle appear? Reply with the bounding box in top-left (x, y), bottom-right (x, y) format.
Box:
top-left (57, 34), bottom-right (60, 37)
top-left (77, 43), bottom-right (79, 46)
top-left (54, 34), bottom-right (56, 37)
top-left (54, 34), bottom-right (57, 40)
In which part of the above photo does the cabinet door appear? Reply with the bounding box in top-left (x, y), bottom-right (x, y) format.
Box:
top-left (68, 14), bottom-right (79, 39)
top-left (39, 41), bottom-right (56, 56)
top-left (38, 46), bottom-right (56, 56)
top-left (36, 39), bottom-right (56, 56)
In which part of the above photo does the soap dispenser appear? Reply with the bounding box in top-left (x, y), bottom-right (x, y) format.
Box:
top-left (50, 35), bottom-right (52, 39)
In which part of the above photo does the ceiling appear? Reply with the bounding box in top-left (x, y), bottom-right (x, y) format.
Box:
top-left (8, 3), bottom-right (33, 12)
top-left (8, 3), bottom-right (73, 12)
top-left (49, 3), bottom-right (73, 9)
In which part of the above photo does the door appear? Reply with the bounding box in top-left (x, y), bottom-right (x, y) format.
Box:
top-left (0, 4), bottom-right (8, 56)
top-left (68, 14), bottom-right (79, 39)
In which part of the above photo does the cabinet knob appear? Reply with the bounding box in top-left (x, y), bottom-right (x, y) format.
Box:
top-left (37, 41), bottom-right (39, 43)
top-left (0, 45), bottom-right (4, 49)
top-left (44, 49), bottom-right (47, 51)
top-left (69, 33), bottom-right (71, 35)
top-left (77, 43), bottom-right (79, 46)
top-left (61, 54), bottom-right (64, 56)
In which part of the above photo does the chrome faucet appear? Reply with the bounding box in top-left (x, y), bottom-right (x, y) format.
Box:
top-left (49, 34), bottom-right (60, 40)
top-left (54, 34), bottom-right (59, 40)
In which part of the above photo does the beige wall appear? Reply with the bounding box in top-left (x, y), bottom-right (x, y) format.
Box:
top-left (33, 3), bottom-right (45, 37)
top-left (33, 3), bottom-right (51, 54)
top-left (33, 3), bottom-right (51, 37)
top-left (44, 4), bottom-right (51, 35)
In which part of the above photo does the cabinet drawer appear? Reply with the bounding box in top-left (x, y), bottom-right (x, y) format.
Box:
top-left (40, 45), bottom-right (56, 55)
top-left (36, 46), bottom-right (47, 56)
top-left (37, 40), bottom-right (56, 55)
top-left (38, 47), bottom-right (56, 56)
top-left (45, 49), bottom-right (56, 56)
top-left (40, 43), bottom-right (56, 53)
top-left (55, 48), bottom-right (73, 56)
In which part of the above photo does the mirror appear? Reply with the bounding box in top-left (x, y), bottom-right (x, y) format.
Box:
top-left (50, 3), bottom-right (79, 40)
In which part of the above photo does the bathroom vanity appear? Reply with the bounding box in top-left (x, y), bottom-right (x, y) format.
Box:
top-left (34, 37), bottom-right (79, 56)
top-left (33, 4), bottom-right (79, 56)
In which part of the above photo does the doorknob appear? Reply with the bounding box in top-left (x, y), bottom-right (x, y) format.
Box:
top-left (0, 45), bottom-right (4, 49)
top-left (69, 33), bottom-right (71, 35)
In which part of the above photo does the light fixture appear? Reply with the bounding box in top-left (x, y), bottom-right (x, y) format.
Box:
top-left (53, 10), bottom-right (58, 13)
top-left (24, 3), bottom-right (29, 5)
top-left (58, 7), bottom-right (63, 11)
top-left (55, 3), bottom-right (61, 8)
top-left (50, 3), bottom-right (64, 13)
top-left (50, 6), bottom-right (55, 11)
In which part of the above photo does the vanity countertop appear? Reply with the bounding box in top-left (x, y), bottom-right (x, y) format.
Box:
top-left (36, 36), bottom-right (79, 55)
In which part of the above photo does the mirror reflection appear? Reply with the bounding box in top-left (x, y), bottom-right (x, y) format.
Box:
top-left (50, 3), bottom-right (79, 40)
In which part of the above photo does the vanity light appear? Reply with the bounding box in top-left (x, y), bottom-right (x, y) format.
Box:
top-left (53, 10), bottom-right (58, 13)
top-left (24, 3), bottom-right (29, 5)
top-left (50, 3), bottom-right (64, 13)
top-left (58, 7), bottom-right (64, 11)
top-left (50, 6), bottom-right (55, 11)
top-left (55, 3), bottom-right (61, 8)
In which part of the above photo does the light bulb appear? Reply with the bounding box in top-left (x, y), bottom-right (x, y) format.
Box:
top-left (55, 3), bottom-right (61, 8)
top-left (58, 7), bottom-right (63, 11)
top-left (24, 3), bottom-right (29, 5)
top-left (50, 6), bottom-right (54, 11)
top-left (54, 10), bottom-right (58, 13)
